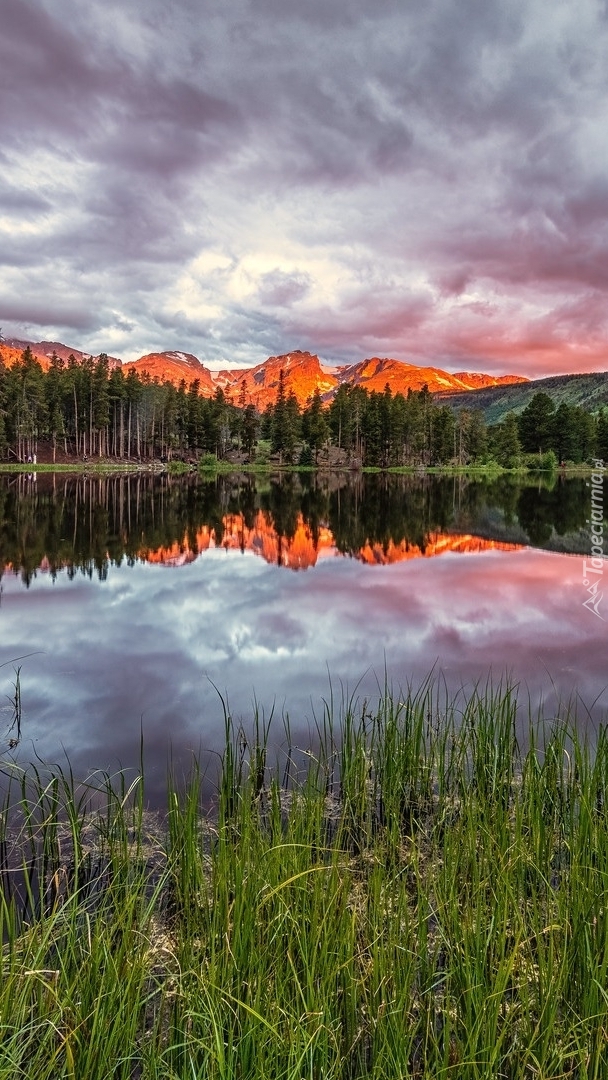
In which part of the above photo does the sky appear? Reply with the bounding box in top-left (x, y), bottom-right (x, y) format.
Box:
top-left (1, 0), bottom-right (608, 378)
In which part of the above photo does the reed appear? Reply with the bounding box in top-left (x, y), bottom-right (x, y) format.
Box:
top-left (2, 681), bottom-right (608, 1077)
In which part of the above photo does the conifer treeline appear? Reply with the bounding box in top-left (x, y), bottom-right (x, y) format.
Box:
top-left (1, 348), bottom-right (607, 466)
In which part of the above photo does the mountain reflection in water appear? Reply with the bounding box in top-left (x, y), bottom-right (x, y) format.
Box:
top-left (0, 471), bottom-right (594, 582)
top-left (146, 515), bottom-right (522, 570)
top-left (0, 470), bottom-right (605, 807)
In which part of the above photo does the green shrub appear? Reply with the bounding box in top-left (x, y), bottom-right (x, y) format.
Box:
top-left (524, 449), bottom-right (558, 470)
top-left (298, 443), bottom-right (313, 467)
top-left (198, 452), bottom-right (219, 470)
top-left (166, 459), bottom-right (189, 474)
top-left (254, 439), bottom-right (271, 465)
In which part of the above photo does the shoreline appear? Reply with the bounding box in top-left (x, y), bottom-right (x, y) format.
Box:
top-left (0, 459), bottom-right (598, 477)
top-left (3, 686), bottom-right (608, 1076)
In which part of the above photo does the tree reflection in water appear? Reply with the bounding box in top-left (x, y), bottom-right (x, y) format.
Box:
top-left (0, 470), bottom-right (600, 586)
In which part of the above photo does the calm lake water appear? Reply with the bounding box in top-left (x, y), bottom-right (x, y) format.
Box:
top-left (1, 470), bottom-right (606, 805)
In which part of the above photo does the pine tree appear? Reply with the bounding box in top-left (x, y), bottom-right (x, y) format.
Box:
top-left (271, 370), bottom-right (300, 463)
top-left (596, 408), bottom-right (608, 463)
top-left (93, 355), bottom-right (110, 456)
top-left (518, 393), bottom-right (556, 455)
top-left (12, 347), bottom-right (47, 461)
top-left (46, 352), bottom-right (66, 462)
top-left (430, 406), bottom-right (455, 465)
top-left (302, 389), bottom-right (328, 463)
top-left (462, 409), bottom-right (488, 463)
top-left (494, 413), bottom-right (521, 467)
top-left (108, 367), bottom-right (126, 457)
top-left (241, 404), bottom-right (259, 460)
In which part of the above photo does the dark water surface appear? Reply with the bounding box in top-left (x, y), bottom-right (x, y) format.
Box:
top-left (0, 471), bottom-right (606, 805)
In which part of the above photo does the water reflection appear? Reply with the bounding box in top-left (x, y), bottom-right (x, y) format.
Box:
top-left (0, 471), bottom-right (605, 806)
top-left (0, 471), bottom-right (597, 583)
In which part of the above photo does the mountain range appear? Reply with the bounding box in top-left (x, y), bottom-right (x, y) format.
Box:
top-left (1, 337), bottom-right (123, 370)
top-left (0, 338), bottom-right (527, 409)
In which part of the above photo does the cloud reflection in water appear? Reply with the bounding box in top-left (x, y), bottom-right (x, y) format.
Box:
top-left (1, 538), bottom-right (605, 806)
top-left (0, 471), bottom-right (605, 806)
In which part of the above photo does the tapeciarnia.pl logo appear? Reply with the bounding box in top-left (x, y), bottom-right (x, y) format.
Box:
top-left (582, 458), bottom-right (605, 619)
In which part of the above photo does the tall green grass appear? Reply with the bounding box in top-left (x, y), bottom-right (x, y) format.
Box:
top-left (2, 681), bottom-right (608, 1077)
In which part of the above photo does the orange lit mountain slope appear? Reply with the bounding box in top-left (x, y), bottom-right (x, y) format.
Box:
top-left (216, 351), bottom-right (339, 408)
top-left (1, 339), bottom-right (122, 370)
top-left (218, 353), bottom-right (528, 408)
top-left (1, 337), bottom-right (528, 405)
top-left (129, 351), bottom-right (216, 393)
top-left (336, 357), bottom-right (528, 396)
top-left (452, 371), bottom-right (527, 389)
top-left (144, 511), bottom-right (523, 571)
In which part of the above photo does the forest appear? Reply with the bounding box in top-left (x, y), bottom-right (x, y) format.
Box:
top-left (2, 347), bottom-right (607, 468)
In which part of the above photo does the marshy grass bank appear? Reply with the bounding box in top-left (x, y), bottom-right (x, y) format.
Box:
top-left (2, 684), bottom-right (608, 1078)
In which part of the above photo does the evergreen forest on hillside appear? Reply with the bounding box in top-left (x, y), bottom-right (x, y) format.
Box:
top-left (2, 348), bottom-right (607, 468)
top-left (438, 368), bottom-right (608, 423)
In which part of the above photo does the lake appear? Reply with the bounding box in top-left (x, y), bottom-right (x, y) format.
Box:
top-left (0, 470), bottom-right (606, 805)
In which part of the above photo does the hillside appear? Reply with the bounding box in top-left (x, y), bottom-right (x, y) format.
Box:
top-left (336, 357), bottom-right (525, 396)
top-left (436, 370), bottom-right (608, 424)
top-left (130, 351), bottom-right (216, 393)
top-left (2, 338), bottom-right (122, 370)
top-left (216, 352), bottom-right (527, 408)
top-left (217, 351), bottom-right (339, 408)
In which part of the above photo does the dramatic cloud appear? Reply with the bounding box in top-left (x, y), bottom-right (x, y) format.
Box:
top-left (1, 0), bottom-right (608, 377)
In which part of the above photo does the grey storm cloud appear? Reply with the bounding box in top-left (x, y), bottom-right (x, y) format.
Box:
top-left (1, 0), bottom-right (608, 375)
top-left (257, 270), bottom-right (312, 308)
